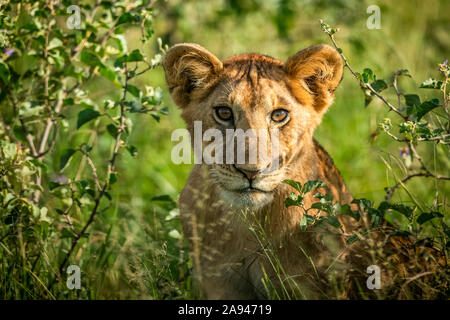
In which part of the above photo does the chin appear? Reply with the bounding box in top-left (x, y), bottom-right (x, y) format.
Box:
top-left (219, 188), bottom-right (274, 210)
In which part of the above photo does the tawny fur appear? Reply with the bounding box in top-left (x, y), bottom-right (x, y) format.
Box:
top-left (163, 43), bottom-right (357, 299)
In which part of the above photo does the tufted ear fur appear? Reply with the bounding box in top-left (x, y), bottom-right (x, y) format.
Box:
top-left (162, 43), bottom-right (223, 108)
top-left (284, 44), bottom-right (343, 114)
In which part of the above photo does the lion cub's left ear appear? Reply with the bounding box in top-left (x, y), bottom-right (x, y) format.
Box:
top-left (284, 44), bottom-right (343, 114)
top-left (163, 43), bottom-right (223, 108)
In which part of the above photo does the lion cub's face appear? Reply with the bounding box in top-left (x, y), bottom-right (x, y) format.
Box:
top-left (163, 43), bottom-right (343, 209)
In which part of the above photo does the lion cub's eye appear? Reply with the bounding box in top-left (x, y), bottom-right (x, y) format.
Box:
top-left (215, 106), bottom-right (233, 122)
top-left (271, 109), bottom-right (289, 122)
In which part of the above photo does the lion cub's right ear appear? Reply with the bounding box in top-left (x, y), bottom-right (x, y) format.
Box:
top-left (162, 43), bottom-right (223, 108)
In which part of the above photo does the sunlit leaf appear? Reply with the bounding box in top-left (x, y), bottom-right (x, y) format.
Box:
top-left (77, 108), bottom-right (100, 129)
top-left (60, 149), bottom-right (76, 170)
top-left (283, 179), bottom-right (302, 192)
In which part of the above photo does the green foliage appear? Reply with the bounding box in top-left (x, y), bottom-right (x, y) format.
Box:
top-left (284, 177), bottom-right (449, 269)
top-left (0, 0), bottom-right (185, 299)
top-left (281, 19), bottom-right (449, 298)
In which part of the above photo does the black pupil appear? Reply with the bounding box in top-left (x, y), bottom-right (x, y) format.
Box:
top-left (218, 108), bottom-right (231, 119)
top-left (274, 110), bottom-right (286, 120)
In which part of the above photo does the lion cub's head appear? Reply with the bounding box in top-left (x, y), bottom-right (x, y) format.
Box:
top-left (163, 43), bottom-right (342, 209)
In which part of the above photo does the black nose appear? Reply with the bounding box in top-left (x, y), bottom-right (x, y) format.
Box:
top-left (234, 165), bottom-right (261, 180)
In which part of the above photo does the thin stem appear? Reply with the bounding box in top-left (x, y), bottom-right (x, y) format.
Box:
top-left (320, 20), bottom-right (408, 121)
top-left (392, 71), bottom-right (402, 109)
top-left (385, 172), bottom-right (450, 202)
top-left (319, 20), bottom-right (450, 204)
top-left (49, 64), bottom-right (131, 290)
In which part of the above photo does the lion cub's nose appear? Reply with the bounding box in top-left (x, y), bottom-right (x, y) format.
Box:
top-left (234, 165), bottom-right (261, 180)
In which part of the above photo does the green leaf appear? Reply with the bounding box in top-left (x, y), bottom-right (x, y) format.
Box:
top-left (49, 181), bottom-right (63, 190)
top-left (314, 192), bottom-right (333, 202)
top-left (30, 159), bottom-right (47, 172)
top-left (284, 198), bottom-right (297, 208)
top-left (420, 78), bottom-right (443, 89)
top-left (311, 201), bottom-right (326, 211)
top-left (346, 230), bottom-right (369, 245)
top-left (152, 195), bottom-right (174, 202)
top-left (283, 179), bottom-right (302, 192)
top-left (378, 201), bottom-right (390, 212)
top-left (168, 229), bottom-right (181, 239)
top-left (127, 49), bottom-right (144, 62)
top-left (99, 66), bottom-right (116, 82)
top-left (151, 113), bottom-right (160, 122)
top-left (112, 35), bottom-right (127, 53)
top-left (416, 99), bottom-right (439, 121)
top-left (284, 192), bottom-right (303, 208)
top-left (388, 203), bottom-right (413, 218)
top-left (128, 99), bottom-right (142, 113)
top-left (109, 173), bottom-right (117, 185)
top-left (302, 180), bottom-right (327, 194)
top-left (346, 234), bottom-right (360, 245)
top-left (417, 212), bottom-right (443, 225)
top-left (80, 50), bottom-right (104, 68)
top-left (77, 108), bottom-right (100, 129)
top-left (116, 12), bottom-right (141, 26)
top-left (368, 207), bottom-right (383, 227)
top-left (299, 214), bottom-right (315, 231)
top-left (361, 68), bottom-right (375, 83)
top-left (387, 230), bottom-right (411, 238)
top-left (107, 124), bottom-right (118, 138)
top-left (0, 62), bottom-right (10, 84)
top-left (13, 125), bottom-right (26, 142)
top-left (60, 149), bottom-right (76, 170)
top-left (371, 79), bottom-right (388, 92)
top-left (340, 204), bottom-right (360, 221)
top-left (126, 145), bottom-right (138, 157)
top-left (61, 228), bottom-right (76, 239)
top-left (404, 94), bottom-right (421, 107)
top-left (126, 84), bottom-right (141, 97)
top-left (324, 216), bottom-right (341, 229)
top-left (159, 106), bottom-right (169, 115)
top-left (352, 198), bottom-right (372, 210)
top-left (114, 49), bottom-right (144, 67)
top-left (48, 38), bottom-right (63, 50)
top-left (104, 191), bottom-right (111, 200)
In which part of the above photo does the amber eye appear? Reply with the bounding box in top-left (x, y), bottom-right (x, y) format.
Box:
top-left (271, 109), bottom-right (289, 122)
top-left (215, 106), bottom-right (233, 121)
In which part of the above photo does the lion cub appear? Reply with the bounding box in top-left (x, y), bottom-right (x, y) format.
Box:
top-left (163, 43), bottom-right (354, 299)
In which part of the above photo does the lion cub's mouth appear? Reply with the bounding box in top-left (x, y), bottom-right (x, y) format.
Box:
top-left (238, 186), bottom-right (271, 194)
top-left (209, 165), bottom-right (282, 208)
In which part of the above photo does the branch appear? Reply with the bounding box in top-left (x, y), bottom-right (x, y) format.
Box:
top-left (36, 96), bottom-right (64, 158)
top-left (49, 64), bottom-right (130, 290)
top-left (385, 173), bottom-right (449, 202)
top-left (319, 20), bottom-right (450, 203)
top-left (392, 70), bottom-right (403, 109)
top-left (319, 20), bottom-right (408, 121)
top-left (419, 133), bottom-right (450, 142)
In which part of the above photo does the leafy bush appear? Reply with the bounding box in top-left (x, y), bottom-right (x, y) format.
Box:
top-left (0, 0), bottom-right (186, 299)
top-left (274, 22), bottom-right (449, 299)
